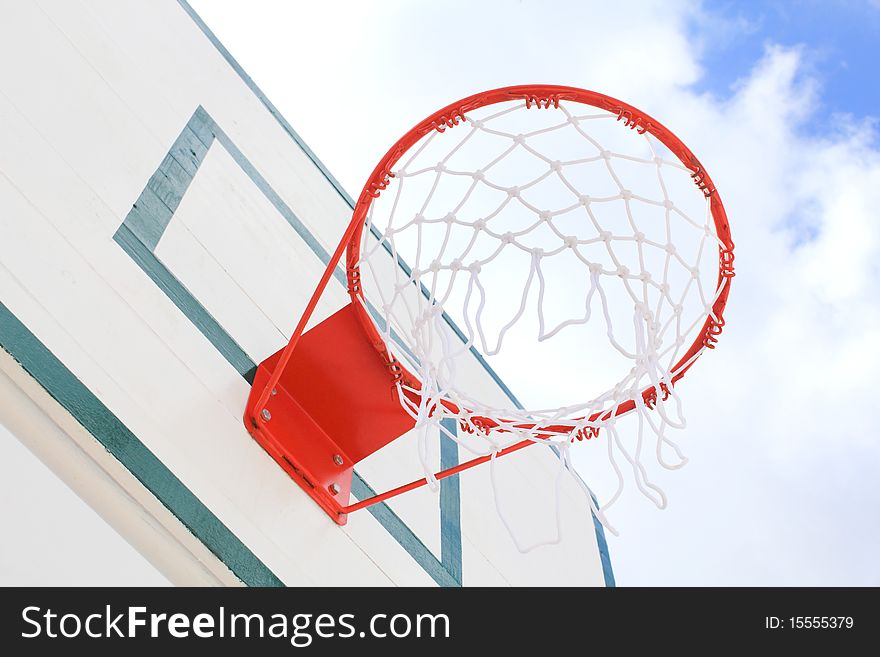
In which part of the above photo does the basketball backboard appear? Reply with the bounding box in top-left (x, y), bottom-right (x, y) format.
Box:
top-left (0, 0), bottom-right (613, 586)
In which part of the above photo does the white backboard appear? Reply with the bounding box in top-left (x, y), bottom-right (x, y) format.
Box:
top-left (0, 0), bottom-right (613, 586)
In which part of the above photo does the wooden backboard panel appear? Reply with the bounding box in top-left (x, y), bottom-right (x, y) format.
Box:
top-left (0, 0), bottom-right (613, 587)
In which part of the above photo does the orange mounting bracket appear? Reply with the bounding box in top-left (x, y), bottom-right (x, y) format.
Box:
top-left (244, 303), bottom-right (416, 525)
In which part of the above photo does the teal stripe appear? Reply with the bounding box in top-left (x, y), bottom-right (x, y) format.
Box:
top-left (591, 492), bottom-right (616, 587)
top-left (0, 301), bottom-right (282, 587)
top-left (440, 418), bottom-right (463, 584)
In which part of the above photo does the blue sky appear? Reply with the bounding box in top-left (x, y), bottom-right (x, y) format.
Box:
top-left (693, 1), bottom-right (879, 129)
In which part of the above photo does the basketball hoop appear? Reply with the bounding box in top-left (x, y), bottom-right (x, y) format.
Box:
top-left (244, 85), bottom-right (734, 544)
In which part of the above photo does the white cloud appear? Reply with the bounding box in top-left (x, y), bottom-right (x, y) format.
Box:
top-left (190, 0), bottom-right (880, 585)
top-left (604, 43), bottom-right (880, 584)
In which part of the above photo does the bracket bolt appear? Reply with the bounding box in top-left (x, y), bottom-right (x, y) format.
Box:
top-left (333, 454), bottom-right (344, 466)
top-left (271, 388), bottom-right (277, 396)
top-left (329, 483), bottom-right (341, 495)
top-left (260, 409), bottom-right (271, 421)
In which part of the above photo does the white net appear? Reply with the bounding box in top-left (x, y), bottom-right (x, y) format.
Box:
top-left (353, 98), bottom-right (730, 546)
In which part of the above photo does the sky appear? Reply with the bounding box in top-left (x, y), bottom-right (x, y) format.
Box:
top-left (696, 1), bottom-right (880, 127)
top-left (183, 0), bottom-right (880, 586)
